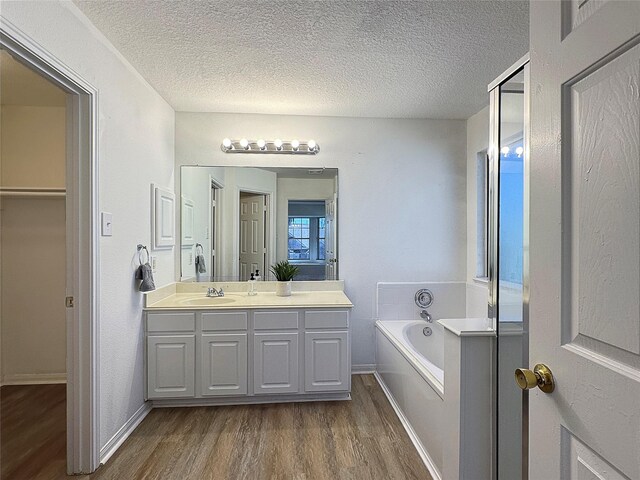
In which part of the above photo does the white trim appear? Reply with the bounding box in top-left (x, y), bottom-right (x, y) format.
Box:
top-left (151, 392), bottom-right (350, 408)
top-left (351, 364), bottom-right (376, 374)
top-left (373, 372), bottom-right (443, 480)
top-left (1, 373), bottom-right (67, 386)
top-left (0, 18), bottom-right (100, 475)
top-left (99, 402), bottom-right (152, 465)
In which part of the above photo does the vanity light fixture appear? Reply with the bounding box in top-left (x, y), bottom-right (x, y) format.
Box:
top-left (515, 146), bottom-right (524, 157)
top-left (501, 146), bottom-right (510, 156)
top-left (220, 138), bottom-right (320, 154)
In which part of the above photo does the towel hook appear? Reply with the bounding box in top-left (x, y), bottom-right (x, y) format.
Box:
top-left (137, 244), bottom-right (149, 265)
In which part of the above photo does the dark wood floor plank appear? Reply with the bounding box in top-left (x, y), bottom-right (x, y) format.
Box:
top-left (1, 375), bottom-right (432, 480)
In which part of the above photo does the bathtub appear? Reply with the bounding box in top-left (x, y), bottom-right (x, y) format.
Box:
top-left (376, 316), bottom-right (494, 480)
top-left (376, 320), bottom-right (445, 479)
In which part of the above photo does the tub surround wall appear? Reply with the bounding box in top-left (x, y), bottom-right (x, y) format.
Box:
top-left (441, 323), bottom-right (493, 480)
top-left (1, 1), bottom-right (176, 453)
top-left (176, 113), bottom-right (467, 369)
top-left (466, 281), bottom-right (489, 318)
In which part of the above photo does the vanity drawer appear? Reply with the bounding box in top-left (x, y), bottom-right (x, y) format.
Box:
top-left (254, 311), bottom-right (299, 330)
top-left (305, 310), bottom-right (349, 329)
top-left (147, 312), bottom-right (196, 332)
top-left (201, 312), bottom-right (248, 331)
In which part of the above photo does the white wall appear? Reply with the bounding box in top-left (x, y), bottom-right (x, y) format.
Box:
top-left (0, 105), bottom-right (67, 384)
top-left (466, 105), bottom-right (489, 283)
top-left (1, 1), bottom-right (176, 451)
top-left (466, 106), bottom-right (490, 314)
top-left (176, 112), bottom-right (467, 367)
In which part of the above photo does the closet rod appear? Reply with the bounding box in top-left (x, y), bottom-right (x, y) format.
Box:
top-left (0, 187), bottom-right (66, 198)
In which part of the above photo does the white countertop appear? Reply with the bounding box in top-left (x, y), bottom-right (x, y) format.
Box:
top-left (437, 317), bottom-right (496, 337)
top-left (145, 290), bottom-right (353, 310)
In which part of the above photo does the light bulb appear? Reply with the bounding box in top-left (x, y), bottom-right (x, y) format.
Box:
top-left (515, 146), bottom-right (524, 157)
top-left (222, 138), bottom-right (232, 150)
top-left (307, 139), bottom-right (317, 152)
top-left (501, 146), bottom-right (510, 156)
top-left (274, 139), bottom-right (283, 151)
top-left (291, 139), bottom-right (300, 151)
top-left (240, 138), bottom-right (250, 150)
top-left (257, 139), bottom-right (267, 150)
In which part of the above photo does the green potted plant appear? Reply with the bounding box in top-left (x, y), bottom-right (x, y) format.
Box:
top-left (270, 260), bottom-right (299, 296)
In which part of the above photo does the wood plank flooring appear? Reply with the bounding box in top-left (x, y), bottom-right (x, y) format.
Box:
top-left (1, 375), bottom-right (432, 480)
top-left (1, 384), bottom-right (67, 480)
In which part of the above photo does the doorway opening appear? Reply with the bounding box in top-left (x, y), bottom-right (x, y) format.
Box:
top-left (0, 24), bottom-right (99, 475)
top-left (0, 49), bottom-right (68, 478)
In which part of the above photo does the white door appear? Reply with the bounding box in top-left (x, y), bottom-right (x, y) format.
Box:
top-left (239, 192), bottom-right (265, 281)
top-left (304, 331), bottom-right (349, 392)
top-left (253, 332), bottom-right (299, 394)
top-left (147, 335), bottom-right (195, 399)
top-left (324, 195), bottom-right (337, 280)
top-left (529, 2), bottom-right (640, 478)
top-left (200, 333), bottom-right (247, 396)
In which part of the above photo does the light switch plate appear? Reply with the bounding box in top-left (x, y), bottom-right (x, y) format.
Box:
top-left (101, 212), bottom-right (113, 236)
top-left (150, 255), bottom-right (157, 273)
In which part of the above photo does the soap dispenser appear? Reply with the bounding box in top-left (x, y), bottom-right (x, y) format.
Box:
top-left (255, 269), bottom-right (261, 282)
top-left (248, 273), bottom-right (257, 296)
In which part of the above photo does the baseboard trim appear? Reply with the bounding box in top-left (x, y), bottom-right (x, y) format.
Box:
top-left (99, 402), bottom-right (151, 465)
top-left (373, 372), bottom-right (442, 480)
top-left (1, 373), bottom-right (67, 386)
top-left (351, 364), bottom-right (376, 374)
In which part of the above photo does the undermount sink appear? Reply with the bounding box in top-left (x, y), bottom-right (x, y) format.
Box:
top-left (177, 296), bottom-right (236, 306)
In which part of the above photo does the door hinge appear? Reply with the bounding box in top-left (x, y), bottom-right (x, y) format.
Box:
top-left (65, 296), bottom-right (74, 308)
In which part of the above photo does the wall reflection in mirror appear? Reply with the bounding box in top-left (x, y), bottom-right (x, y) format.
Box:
top-left (180, 166), bottom-right (338, 282)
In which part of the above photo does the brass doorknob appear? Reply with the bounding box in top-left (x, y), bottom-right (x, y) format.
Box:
top-left (515, 364), bottom-right (555, 393)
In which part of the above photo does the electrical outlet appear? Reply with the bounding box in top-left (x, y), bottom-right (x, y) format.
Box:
top-left (150, 256), bottom-right (157, 273)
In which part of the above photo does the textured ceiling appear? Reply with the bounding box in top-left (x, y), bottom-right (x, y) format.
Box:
top-left (75, 1), bottom-right (529, 119)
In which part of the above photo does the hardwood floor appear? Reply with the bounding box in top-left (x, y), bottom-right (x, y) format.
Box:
top-left (1, 384), bottom-right (67, 480)
top-left (1, 375), bottom-right (432, 480)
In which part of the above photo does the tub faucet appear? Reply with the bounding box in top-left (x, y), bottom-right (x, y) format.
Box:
top-left (206, 287), bottom-right (224, 297)
top-left (420, 310), bottom-right (432, 322)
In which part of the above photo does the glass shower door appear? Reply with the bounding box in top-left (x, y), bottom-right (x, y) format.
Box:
top-left (489, 60), bottom-right (529, 480)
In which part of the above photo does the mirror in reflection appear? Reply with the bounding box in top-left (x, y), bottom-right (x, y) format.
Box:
top-left (180, 166), bottom-right (338, 282)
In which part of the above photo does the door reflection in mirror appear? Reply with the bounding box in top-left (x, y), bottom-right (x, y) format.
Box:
top-left (180, 166), bottom-right (338, 282)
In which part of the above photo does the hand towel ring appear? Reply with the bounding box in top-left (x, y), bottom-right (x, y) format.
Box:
top-left (195, 243), bottom-right (203, 255)
top-left (137, 244), bottom-right (149, 265)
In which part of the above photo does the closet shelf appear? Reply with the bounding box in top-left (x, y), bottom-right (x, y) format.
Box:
top-left (0, 187), bottom-right (66, 198)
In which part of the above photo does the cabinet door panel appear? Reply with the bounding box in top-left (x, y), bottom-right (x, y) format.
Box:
top-left (201, 333), bottom-right (247, 396)
top-left (147, 335), bottom-right (195, 399)
top-left (305, 331), bottom-right (349, 392)
top-left (253, 333), bottom-right (299, 394)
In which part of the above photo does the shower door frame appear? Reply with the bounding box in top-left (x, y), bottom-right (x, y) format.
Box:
top-left (0, 18), bottom-right (100, 475)
top-left (487, 54), bottom-right (530, 480)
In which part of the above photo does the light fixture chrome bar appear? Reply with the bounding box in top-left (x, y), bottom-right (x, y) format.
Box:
top-left (221, 139), bottom-right (320, 154)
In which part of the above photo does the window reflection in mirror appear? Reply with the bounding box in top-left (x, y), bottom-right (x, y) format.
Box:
top-left (180, 166), bottom-right (338, 282)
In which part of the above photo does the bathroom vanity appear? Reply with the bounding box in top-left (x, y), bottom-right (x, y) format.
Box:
top-left (143, 282), bottom-right (353, 406)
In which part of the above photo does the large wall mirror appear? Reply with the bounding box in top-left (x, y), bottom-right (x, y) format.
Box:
top-left (180, 166), bottom-right (338, 282)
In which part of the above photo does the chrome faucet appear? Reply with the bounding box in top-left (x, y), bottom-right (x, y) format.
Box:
top-left (206, 287), bottom-right (224, 297)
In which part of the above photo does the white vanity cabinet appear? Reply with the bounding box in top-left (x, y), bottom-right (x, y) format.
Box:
top-left (146, 312), bottom-right (196, 399)
top-left (144, 307), bottom-right (351, 404)
top-left (304, 310), bottom-right (350, 392)
top-left (200, 312), bottom-right (248, 396)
